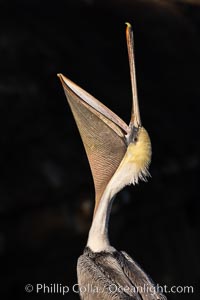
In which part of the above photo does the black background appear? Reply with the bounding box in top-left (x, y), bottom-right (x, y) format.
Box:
top-left (1, 0), bottom-right (200, 299)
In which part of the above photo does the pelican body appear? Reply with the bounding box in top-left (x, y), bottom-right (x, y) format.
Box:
top-left (58, 23), bottom-right (166, 300)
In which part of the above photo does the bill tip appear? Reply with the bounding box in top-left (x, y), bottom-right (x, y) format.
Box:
top-left (125, 22), bottom-right (132, 28)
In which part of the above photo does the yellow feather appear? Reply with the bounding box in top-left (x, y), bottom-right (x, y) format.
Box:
top-left (115, 127), bottom-right (152, 186)
top-left (127, 127), bottom-right (151, 169)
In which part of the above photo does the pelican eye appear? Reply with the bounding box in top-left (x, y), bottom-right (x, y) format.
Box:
top-left (131, 126), bottom-right (139, 143)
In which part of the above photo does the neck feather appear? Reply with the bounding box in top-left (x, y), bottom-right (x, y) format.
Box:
top-left (87, 137), bottom-right (150, 252)
top-left (86, 158), bottom-right (139, 253)
top-left (86, 181), bottom-right (115, 252)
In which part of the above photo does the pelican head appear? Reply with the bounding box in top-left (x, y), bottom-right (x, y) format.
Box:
top-left (125, 101), bottom-right (151, 185)
top-left (125, 126), bottom-right (151, 185)
top-left (58, 23), bottom-right (151, 252)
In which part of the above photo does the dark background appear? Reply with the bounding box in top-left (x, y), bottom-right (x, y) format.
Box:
top-left (1, 0), bottom-right (200, 299)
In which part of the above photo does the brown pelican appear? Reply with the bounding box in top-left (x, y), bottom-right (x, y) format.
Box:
top-left (58, 23), bottom-right (166, 300)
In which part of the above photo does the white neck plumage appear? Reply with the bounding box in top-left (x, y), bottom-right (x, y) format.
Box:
top-left (86, 159), bottom-right (143, 253)
top-left (86, 178), bottom-right (116, 253)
